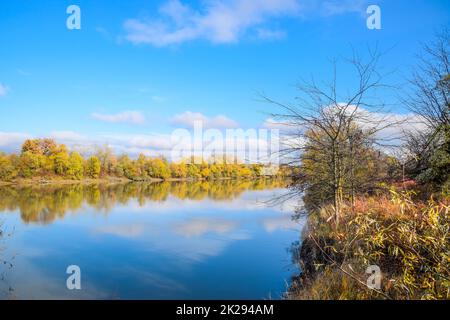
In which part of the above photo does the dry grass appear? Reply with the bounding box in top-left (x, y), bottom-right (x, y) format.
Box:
top-left (289, 189), bottom-right (450, 300)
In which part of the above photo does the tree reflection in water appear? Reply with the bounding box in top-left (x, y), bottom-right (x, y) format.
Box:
top-left (0, 179), bottom-right (289, 224)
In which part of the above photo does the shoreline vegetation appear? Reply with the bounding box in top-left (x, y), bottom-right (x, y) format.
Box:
top-left (278, 31), bottom-right (450, 300)
top-left (0, 138), bottom-right (293, 186)
top-left (287, 188), bottom-right (450, 300)
top-left (0, 175), bottom-right (262, 186)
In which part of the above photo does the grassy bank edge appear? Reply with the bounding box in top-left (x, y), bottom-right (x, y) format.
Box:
top-left (0, 176), bottom-right (282, 186)
top-left (286, 190), bottom-right (450, 300)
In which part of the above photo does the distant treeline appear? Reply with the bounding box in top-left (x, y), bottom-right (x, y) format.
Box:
top-left (0, 139), bottom-right (292, 182)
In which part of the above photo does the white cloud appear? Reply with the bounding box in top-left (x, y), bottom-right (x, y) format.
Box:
top-left (170, 111), bottom-right (239, 129)
top-left (51, 132), bottom-right (175, 157)
top-left (0, 132), bottom-right (31, 148)
top-left (0, 130), bottom-right (173, 157)
top-left (49, 131), bottom-right (87, 142)
top-left (0, 83), bottom-right (9, 96)
top-left (106, 133), bottom-right (174, 151)
top-left (262, 105), bottom-right (428, 153)
top-left (262, 215), bottom-right (299, 233)
top-left (262, 118), bottom-right (296, 131)
top-left (174, 218), bottom-right (238, 238)
top-left (329, 105), bottom-right (427, 143)
top-left (123, 0), bottom-right (300, 46)
top-left (122, 0), bottom-right (368, 47)
top-left (95, 224), bottom-right (145, 238)
top-left (92, 110), bottom-right (146, 124)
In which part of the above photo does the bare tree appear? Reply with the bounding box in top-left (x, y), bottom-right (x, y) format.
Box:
top-left (403, 29), bottom-right (450, 185)
top-left (405, 28), bottom-right (449, 130)
top-left (263, 49), bottom-right (403, 225)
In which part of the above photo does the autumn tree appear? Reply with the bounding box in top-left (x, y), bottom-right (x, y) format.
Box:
top-left (186, 163), bottom-right (201, 179)
top-left (199, 162), bottom-right (212, 179)
top-left (19, 139), bottom-right (59, 177)
top-left (85, 156), bottom-right (101, 179)
top-left (67, 152), bottom-right (84, 180)
top-left (170, 162), bottom-right (188, 179)
top-left (116, 155), bottom-right (138, 179)
top-left (50, 144), bottom-right (70, 176)
top-left (21, 138), bottom-right (57, 156)
top-left (133, 154), bottom-right (147, 178)
top-left (0, 152), bottom-right (18, 181)
top-left (146, 158), bottom-right (171, 180)
top-left (18, 151), bottom-right (41, 178)
top-left (95, 145), bottom-right (117, 177)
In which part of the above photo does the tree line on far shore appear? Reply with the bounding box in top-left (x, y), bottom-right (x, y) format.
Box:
top-left (0, 139), bottom-right (290, 182)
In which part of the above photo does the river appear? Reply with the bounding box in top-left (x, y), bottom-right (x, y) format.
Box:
top-left (0, 180), bottom-right (303, 299)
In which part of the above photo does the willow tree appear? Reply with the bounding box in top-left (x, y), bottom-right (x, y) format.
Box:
top-left (264, 50), bottom-right (402, 224)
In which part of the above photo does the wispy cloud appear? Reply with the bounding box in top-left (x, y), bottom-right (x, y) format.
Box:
top-left (0, 83), bottom-right (9, 96)
top-left (122, 0), bottom-right (368, 47)
top-left (262, 215), bottom-right (300, 233)
top-left (95, 224), bottom-right (145, 238)
top-left (51, 131), bottom-right (174, 157)
top-left (262, 118), bottom-right (294, 131)
top-left (174, 218), bottom-right (238, 238)
top-left (170, 111), bottom-right (239, 129)
top-left (49, 131), bottom-right (87, 142)
top-left (123, 0), bottom-right (300, 46)
top-left (0, 132), bottom-right (31, 148)
top-left (92, 110), bottom-right (146, 124)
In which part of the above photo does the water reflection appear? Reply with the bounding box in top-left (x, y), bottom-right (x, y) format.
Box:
top-left (0, 179), bottom-right (302, 299)
top-left (0, 179), bottom-right (288, 224)
top-left (0, 223), bottom-right (14, 297)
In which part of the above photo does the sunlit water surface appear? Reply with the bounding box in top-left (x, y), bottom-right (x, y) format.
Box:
top-left (0, 180), bottom-right (303, 299)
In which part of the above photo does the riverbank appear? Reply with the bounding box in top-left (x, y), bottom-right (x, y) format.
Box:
top-left (0, 177), bottom-right (130, 186)
top-left (287, 189), bottom-right (450, 300)
top-left (0, 175), bottom-right (285, 186)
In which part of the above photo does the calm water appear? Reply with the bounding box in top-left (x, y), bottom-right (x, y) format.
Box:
top-left (0, 180), bottom-right (303, 300)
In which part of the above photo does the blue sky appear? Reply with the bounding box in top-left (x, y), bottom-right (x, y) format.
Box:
top-left (0, 0), bottom-right (449, 156)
